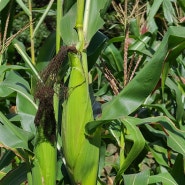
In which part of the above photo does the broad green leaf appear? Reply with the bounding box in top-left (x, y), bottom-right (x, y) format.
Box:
top-left (0, 65), bottom-right (27, 74)
top-left (162, 0), bottom-right (176, 24)
top-left (0, 0), bottom-right (10, 12)
top-left (0, 150), bottom-right (15, 170)
top-left (127, 116), bottom-right (185, 156)
top-left (60, 3), bottom-right (78, 45)
top-left (166, 77), bottom-right (184, 122)
top-left (86, 118), bottom-right (145, 184)
top-left (36, 32), bottom-right (56, 71)
top-left (143, 104), bottom-right (175, 121)
top-left (171, 154), bottom-right (185, 185)
top-left (161, 27), bottom-right (185, 97)
top-left (0, 112), bottom-right (33, 150)
top-left (147, 0), bottom-right (163, 32)
top-left (101, 26), bottom-right (185, 120)
top-left (130, 18), bottom-right (140, 37)
top-left (0, 71), bottom-right (37, 110)
top-left (87, 31), bottom-right (108, 70)
top-left (108, 121), bottom-right (122, 146)
top-left (63, 0), bottom-right (76, 14)
top-left (148, 172), bottom-right (178, 185)
top-left (0, 86), bottom-right (14, 97)
top-left (102, 44), bottom-right (123, 72)
top-left (0, 163), bottom-right (27, 185)
top-left (129, 34), bottom-right (152, 57)
top-left (123, 170), bottom-right (150, 185)
top-left (98, 142), bottom-right (106, 178)
top-left (16, 93), bottom-right (36, 133)
top-left (148, 141), bottom-right (169, 167)
top-left (114, 118), bottom-right (145, 183)
top-left (83, 0), bottom-right (110, 44)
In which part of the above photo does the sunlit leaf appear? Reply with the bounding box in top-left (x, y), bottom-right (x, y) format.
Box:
top-left (0, 0), bottom-right (10, 12)
top-left (149, 172), bottom-right (178, 185)
top-left (101, 26), bottom-right (185, 119)
top-left (60, 3), bottom-right (78, 45)
top-left (123, 170), bottom-right (150, 185)
top-left (0, 112), bottom-right (33, 150)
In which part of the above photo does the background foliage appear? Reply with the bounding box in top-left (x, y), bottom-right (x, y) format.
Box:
top-left (0, 0), bottom-right (185, 185)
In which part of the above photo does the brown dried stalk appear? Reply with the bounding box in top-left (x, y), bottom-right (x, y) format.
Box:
top-left (127, 52), bottom-right (136, 80)
top-left (129, 55), bottom-right (142, 82)
top-left (98, 59), bottom-right (121, 95)
top-left (124, 26), bottom-right (129, 86)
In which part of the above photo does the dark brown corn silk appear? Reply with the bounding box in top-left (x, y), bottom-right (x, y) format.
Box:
top-left (34, 46), bottom-right (77, 143)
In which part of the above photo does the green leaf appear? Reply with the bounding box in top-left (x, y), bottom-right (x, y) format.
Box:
top-left (0, 0), bottom-right (10, 12)
top-left (16, 0), bottom-right (31, 16)
top-left (83, 0), bottom-right (110, 44)
top-left (0, 163), bottom-right (27, 185)
top-left (147, 0), bottom-right (163, 32)
top-left (129, 116), bottom-right (185, 156)
top-left (0, 112), bottom-right (33, 150)
top-left (36, 32), bottom-right (56, 71)
top-left (0, 65), bottom-right (28, 74)
top-left (13, 39), bottom-right (41, 81)
top-left (162, 0), bottom-right (176, 24)
top-left (101, 26), bottom-right (185, 119)
top-left (33, 0), bottom-right (55, 37)
top-left (16, 93), bottom-right (37, 133)
top-left (171, 154), bottom-right (185, 185)
top-left (60, 3), bottom-right (78, 45)
top-left (63, 0), bottom-right (76, 14)
top-left (87, 31), bottom-right (108, 70)
top-left (148, 141), bottom-right (169, 167)
top-left (0, 71), bottom-right (37, 110)
top-left (123, 170), bottom-right (150, 185)
top-left (114, 117), bottom-right (146, 183)
top-left (130, 18), bottom-right (140, 37)
top-left (166, 77), bottom-right (184, 122)
top-left (129, 34), bottom-right (152, 57)
top-left (149, 172), bottom-right (178, 185)
top-left (102, 43), bottom-right (123, 72)
top-left (0, 150), bottom-right (15, 170)
top-left (86, 118), bottom-right (145, 184)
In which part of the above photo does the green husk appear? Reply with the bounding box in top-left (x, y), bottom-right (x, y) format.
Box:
top-left (62, 52), bottom-right (100, 184)
top-left (32, 126), bottom-right (57, 185)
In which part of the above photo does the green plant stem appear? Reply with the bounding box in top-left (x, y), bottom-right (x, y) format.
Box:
top-left (83, 0), bottom-right (91, 41)
top-left (33, 0), bottom-right (55, 38)
top-left (76, 0), bottom-right (85, 51)
top-left (28, 0), bottom-right (35, 65)
top-left (56, 0), bottom-right (63, 52)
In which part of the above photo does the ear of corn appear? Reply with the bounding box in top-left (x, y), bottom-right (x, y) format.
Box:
top-left (32, 125), bottom-right (56, 185)
top-left (62, 52), bottom-right (100, 185)
top-left (32, 142), bottom-right (56, 185)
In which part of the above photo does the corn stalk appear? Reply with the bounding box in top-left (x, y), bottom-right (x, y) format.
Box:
top-left (61, 0), bottom-right (101, 184)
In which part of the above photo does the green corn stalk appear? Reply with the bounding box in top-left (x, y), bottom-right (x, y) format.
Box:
top-left (62, 51), bottom-right (101, 184)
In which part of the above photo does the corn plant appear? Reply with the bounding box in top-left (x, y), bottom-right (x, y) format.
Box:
top-left (1, 0), bottom-right (185, 185)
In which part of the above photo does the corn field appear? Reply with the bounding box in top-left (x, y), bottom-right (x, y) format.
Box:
top-left (1, 0), bottom-right (185, 185)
